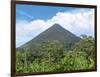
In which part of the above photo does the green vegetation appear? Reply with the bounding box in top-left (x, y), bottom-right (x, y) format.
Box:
top-left (16, 35), bottom-right (95, 73)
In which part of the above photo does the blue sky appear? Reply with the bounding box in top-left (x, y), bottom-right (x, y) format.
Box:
top-left (16, 4), bottom-right (94, 48)
top-left (16, 4), bottom-right (91, 22)
top-left (16, 4), bottom-right (71, 22)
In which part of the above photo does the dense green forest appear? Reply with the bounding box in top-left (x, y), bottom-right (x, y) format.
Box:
top-left (16, 35), bottom-right (95, 73)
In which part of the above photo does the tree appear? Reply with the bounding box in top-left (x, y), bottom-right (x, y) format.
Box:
top-left (40, 40), bottom-right (63, 62)
top-left (72, 35), bottom-right (95, 68)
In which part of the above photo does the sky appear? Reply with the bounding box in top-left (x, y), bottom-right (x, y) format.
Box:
top-left (16, 4), bottom-right (95, 48)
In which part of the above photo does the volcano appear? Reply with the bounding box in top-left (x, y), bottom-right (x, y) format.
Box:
top-left (17, 24), bottom-right (81, 52)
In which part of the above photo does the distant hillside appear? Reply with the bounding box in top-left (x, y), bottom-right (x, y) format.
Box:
top-left (17, 24), bottom-right (81, 52)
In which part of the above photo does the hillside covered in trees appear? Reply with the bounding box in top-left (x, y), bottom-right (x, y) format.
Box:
top-left (16, 24), bottom-right (95, 74)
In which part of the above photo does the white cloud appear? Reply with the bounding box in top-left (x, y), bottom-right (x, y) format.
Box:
top-left (16, 9), bottom-right (94, 47)
top-left (46, 9), bottom-right (94, 35)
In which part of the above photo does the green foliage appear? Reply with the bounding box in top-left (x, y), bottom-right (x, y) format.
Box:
top-left (40, 40), bottom-right (63, 62)
top-left (60, 51), bottom-right (88, 70)
top-left (16, 35), bottom-right (95, 73)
